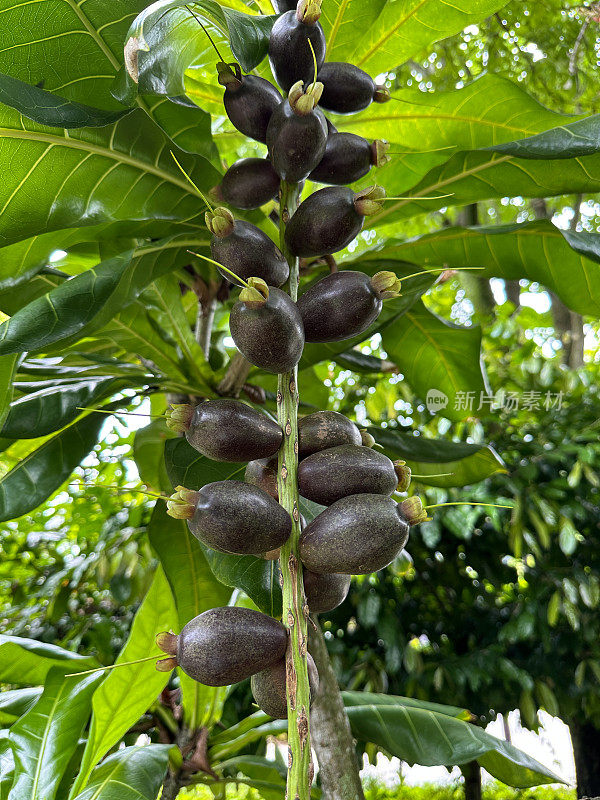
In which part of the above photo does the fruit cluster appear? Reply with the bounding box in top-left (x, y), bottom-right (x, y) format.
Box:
top-left (156, 0), bottom-right (428, 719)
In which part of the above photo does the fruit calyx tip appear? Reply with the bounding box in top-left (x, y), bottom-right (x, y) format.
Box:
top-left (394, 460), bottom-right (412, 492)
top-left (371, 139), bottom-right (391, 167)
top-left (399, 496), bottom-right (430, 526)
top-left (374, 86), bottom-right (391, 104)
top-left (296, 0), bottom-right (322, 24)
top-left (240, 277), bottom-right (269, 307)
top-left (165, 403), bottom-right (194, 433)
top-left (371, 270), bottom-right (401, 299)
top-left (360, 429), bottom-right (376, 448)
top-left (289, 80), bottom-right (323, 114)
top-left (166, 486), bottom-right (198, 519)
top-left (354, 185), bottom-right (386, 216)
top-left (206, 206), bottom-right (235, 237)
top-left (156, 631), bottom-right (178, 656)
top-left (217, 61), bottom-right (242, 89)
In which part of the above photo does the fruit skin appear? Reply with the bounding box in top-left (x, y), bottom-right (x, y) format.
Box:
top-left (161, 607), bottom-right (288, 686)
top-left (245, 456), bottom-right (279, 499)
top-left (251, 653), bottom-right (319, 718)
top-left (215, 158), bottom-right (280, 210)
top-left (188, 480), bottom-right (292, 555)
top-left (223, 73), bottom-right (282, 143)
top-left (298, 444), bottom-right (398, 505)
top-left (272, 0), bottom-right (297, 11)
top-left (211, 220), bottom-right (289, 287)
top-left (309, 133), bottom-right (377, 185)
top-left (181, 399), bottom-right (283, 462)
top-left (284, 186), bottom-right (362, 257)
top-left (269, 10), bottom-right (326, 92)
top-left (266, 98), bottom-right (327, 182)
top-left (299, 494), bottom-right (410, 574)
top-left (303, 569), bottom-right (350, 612)
top-left (297, 270), bottom-right (381, 342)
top-left (230, 287), bottom-right (305, 374)
top-left (317, 62), bottom-right (384, 114)
top-left (298, 410), bottom-right (361, 458)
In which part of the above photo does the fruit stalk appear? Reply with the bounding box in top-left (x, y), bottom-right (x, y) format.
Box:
top-left (277, 179), bottom-right (312, 798)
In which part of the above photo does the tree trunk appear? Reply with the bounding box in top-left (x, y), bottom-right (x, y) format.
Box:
top-left (308, 621), bottom-right (366, 800)
top-left (570, 720), bottom-right (600, 799)
top-left (460, 761), bottom-right (482, 800)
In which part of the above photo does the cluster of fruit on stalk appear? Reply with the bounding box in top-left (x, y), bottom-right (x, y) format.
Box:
top-left (155, 0), bottom-right (428, 720)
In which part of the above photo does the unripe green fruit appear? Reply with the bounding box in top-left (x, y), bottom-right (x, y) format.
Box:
top-left (298, 444), bottom-right (401, 505)
top-left (230, 287), bottom-right (305, 373)
top-left (303, 569), bottom-right (350, 612)
top-left (156, 607), bottom-right (287, 686)
top-left (266, 96), bottom-right (327, 182)
top-left (297, 270), bottom-right (385, 342)
top-left (220, 67), bottom-right (282, 143)
top-left (298, 410), bottom-right (361, 458)
top-left (166, 399), bottom-right (282, 462)
top-left (309, 134), bottom-right (389, 185)
top-left (317, 62), bottom-right (390, 114)
top-left (251, 653), bottom-right (319, 718)
top-left (174, 480), bottom-right (292, 555)
top-left (299, 494), bottom-right (423, 574)
top-left (214, 158), bottom-right (280, 210)
top-left (245, 456), bottom-right (279, 499)
top-left (210, 219), bottom-right (289, 288)
top-left (268, 7), bottom-right (326, 92)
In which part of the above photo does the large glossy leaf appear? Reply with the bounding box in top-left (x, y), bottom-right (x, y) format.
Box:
top-left (164, 437), bottom-right (282, 616)
top-left (0, 377), bottom-right (127, 439)
top-left (72, 745), bottom-right (170, 800)
top-left (367, 220), bottom-right (600, 316)
top-left (367, 427), bottom-right (505, 489)
top-left (0, 731), bottom-right (15, 800)
top-left (0, 236), bottom-right (210, 357)
top-left (9, 669), bottom-right (102, 800)
top-left (148, 503), bottom-right (230, 729)
top-left (0, 636), bottom-right (97, 685)
top-left (344, 696), bottom-right (564, 787)
top-left (0, 408), bottom-right (107, 522)
top-left (342, 691), bottom-right (471, 720)
top-left (491, 113), bottom-right (600, 159)
top-left (321, 0), bottom-right (509, 76)
top-left (70, 568), bottom-right (177, 797)
top-left (0, 688), bottom-right (42, 727)
top-left (0, 355), bottom-right (18, 430)
top-left (381, 301), bottom-right (486, 422)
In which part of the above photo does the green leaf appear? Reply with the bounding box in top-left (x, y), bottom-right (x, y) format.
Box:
top-left (164, 437), bottom-right (282, 616)
top-left (558, 517), bottom-right (578, 556)
top-left (342, 691), bottom-right (471, 721)
top-left (332, 350), bottom-right (397, 374)
top-left (1, 731), bottom-right (15, 799)
top-left (148, 501), bottom-right (231, 729)
top-left (9, 668), bottom-right (102, 800)
top-left (72, 745), bottom-right (170, 800)
top-left (381, 301), bottom-right (486, 422)
top-left (371, 220), bottom-right (600, 316)
top-left (0, 688), bottom-right (42, 727)
top-left (0, 236), bottom-right (210, 357)
top-left (322, 0), bottom-right (509, 75)
top-left (71, 567), bottom-right (177, 797)
top-left (0, 636), bottom-right (97, 685)
top-left (547, 591), bottom-right (561, 626)
top-left (0, 74), bottom-right (132, 128)
top-left (133, 420), bottom-right (174, 491)
top-left (344, 695), bottom-right (563, 788)
top-left (1, 377), bottom-right (127, 439)
top-left (490, 113), bottom-right (600, 159)
top-left (0, 355), bottom-right (18, 430)
top-left (0, 408), bottom-right (108, 522)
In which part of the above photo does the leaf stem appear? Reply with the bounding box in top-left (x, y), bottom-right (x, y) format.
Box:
top-left (277, 180), bottom-right (312, 799)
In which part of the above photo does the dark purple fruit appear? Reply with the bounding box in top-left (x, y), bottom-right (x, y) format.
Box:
top-left (245, 456), bottom-right (279, 499)
top-left (207, 207), bottom-right (288, 287)
top-left (218, 63), bottom-right (282, 143)
top-left (272, 0), bottom-right (297, 11)
top-left (251, 653), bottom-right (319, 718)
top-left (156, 607), bottom-right (287, 686)
top-left (167, 481), bottom-right (291, 555)
top-left (166, 399), bottom-right (282, 462)
top-left (266, 82), bottom-right (328, 182)
top-left (298, 444), bottom-right (404, 505)
top-left (297, 269), bottom-right (400, 343)
top-left (317, 62), bottom-right (390, 114)
top-left (268, 1), bottom-right (326, 92)
top-left (284, 185), bottom-right (385, 257)
top-left (213, 158), bottom-right (280, 210)
top-left (303, 569), bottom-right (350, 612)
top-left (298, 410), bottom-right (361, 458)
top-left (299, 495), bottom-right (427, 574)
top-left (309, 134), bottom-right (389, 185)
top-left (230, 283), bottom-right (305, 374)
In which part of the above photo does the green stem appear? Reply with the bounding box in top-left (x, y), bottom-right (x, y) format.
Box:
top-left (277, 180), bottom-right (312, 799)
